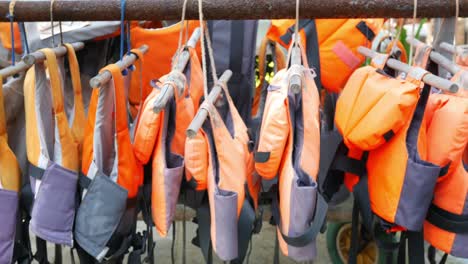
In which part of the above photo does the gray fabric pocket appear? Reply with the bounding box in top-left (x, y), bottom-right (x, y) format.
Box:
top-left (74, 173), bottom-right (127, 261)
top-left (286, 176), bottom-right (318, 262)
top-left (0, 189), bottom-right (18, 264)
top-left (213, 189), bottom-right (238, 261)
top-left (30, 162), bottom-right (78, 246)
top-left (395, 158), bottom-right (440, 231)
top-left (162, 154), bottom-right (184, 234)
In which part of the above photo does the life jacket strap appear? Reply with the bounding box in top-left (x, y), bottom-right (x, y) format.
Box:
top-left (355, 21), bottom-right (376, 41)
top-left (426, 204), bottom-right (468, 234)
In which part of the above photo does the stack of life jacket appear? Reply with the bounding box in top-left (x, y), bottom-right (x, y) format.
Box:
top-left (76, 54), bottom-right (143, 262)
top-left (265, 19), bottom-right (384, 93)
top-left (0, 74), bottom-right (22, 264)
top-left (254, 42), bottom-right (327, 262)
top-left (23, 44), bottom-right (86, 262)
top-left (423, 89), bottom-right (468, 260)
top-left (184, 76), bottom-right (261, 262)
top-left (133, 44), bottom-right (204, 237)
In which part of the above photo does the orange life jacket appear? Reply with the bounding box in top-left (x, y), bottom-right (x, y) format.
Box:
top-left (266, 19), bottom-right (384, 93)
top-left (423, 88), bottom-right (468, 259)
top-left (184, 79), bottom-right (260, 261)
top-left (76, 63), bottom-right (143, 261)
top-left (0, 75), bottom-right (22, 264)
top-left (133, 46), bottom-right (203, 237)
top-left (24, 47), bottom-right (84, 247)
top-left (129, 22), bottom-right (200, 111)
top-left (254, 44), bottom-right (327, 262)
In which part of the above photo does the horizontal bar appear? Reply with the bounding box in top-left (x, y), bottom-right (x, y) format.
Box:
top-left (406, 37), bottom-right (460, 75)
top-left (153, 28), bottom-right (201, 113)
top-left (1, 0), bottom-right (468, 21)
top-left (186, 70), bottom-right (233, 139)
top-left (358, 46), bottom-right (459, 93)
top-left (0, 42), bottom-right (84, 78)
top-left (22, 42), bottom-right (85, 65)
top-left (90, 44), bottom-right (149, 88)
top-left (439, 42), bottom-right (457, 54)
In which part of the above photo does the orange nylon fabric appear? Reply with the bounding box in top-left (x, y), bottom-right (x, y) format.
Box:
top-left (130, 21), bottom-right (200, 104)
top-left (24, 48), bottom-right (79, 172)
top-left (335, 64), bottom-right (420, 151)
top-left (128, 48), bottom-right (145, 119)
top-left (0, 22), bottom-right (21, 54)
top-left (266, 19), bottom-right (384, 93)
top-left (423, 93), bottom-right (468, 255)
top-left (82, 64), bottom-right (142, 198)
top-left (0, 76), bottom-right (21, 192)
top-left (64, 43), bottom-right (86, 158)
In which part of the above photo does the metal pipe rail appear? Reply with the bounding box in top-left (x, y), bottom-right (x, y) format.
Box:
top-left (406, 37), bottom-right (461, 75)
top-left (0, 42), bottom-right (85, 78)
top-left (358, 46), bottom-right (459, 93)
top-left (90, 44), bottom-right (149, 88)
top-left (186, 70), bottom-right (232, 138)
top-left (153, 28), bottom-right (201, 113)
top-left (1, 0), bottom-right (468, 21)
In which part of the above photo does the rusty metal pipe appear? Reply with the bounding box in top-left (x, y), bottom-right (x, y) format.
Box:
top-left (90, 44), bottom-right (149, 88)
top-left (1, 0), bottom-right (468, 21)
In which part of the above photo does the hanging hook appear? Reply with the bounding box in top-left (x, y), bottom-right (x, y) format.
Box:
top-left (119, 0), bottom-right (129, 75)
top-left (7, 0), bottom-right (17, 66)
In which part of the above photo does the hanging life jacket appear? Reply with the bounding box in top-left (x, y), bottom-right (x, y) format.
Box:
top-left (24, 47), bottom-right (85, 247)
top-left (254, 43), bottom-right (327, 262)
top-left (266, 19), bottom-right (384, 93)
top-left (0, 75), bottom-right (22, 264)
top-left (133, 45), bottom-right (203, 237)
top-left (184, 75), bottom-right (260, 262)
top-left (423, 91), bottom-right (468, 259)
top-left (76, 63), bottom-right (143, 262)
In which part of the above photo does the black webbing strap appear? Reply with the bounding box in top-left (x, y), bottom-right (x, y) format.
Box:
top-left (229, 21), bottom-right (245, 76)
top-left (54, 245), bottom-right (62, 264)
top-left (29, 162), bottom-right (47, 180)
top-left (426, 203), bottom-right (468, 234)
top-left (271, 192), bottom-right (328, 248)
top-left (348, 198), bottom-right (360, 264)
top-left (427, 245), bottom-right (449, 264)
top-left (355, 21), bottom-right (376, 41)
top-left (78, 172), bottom-right (92, 189)
top-left (231, 200), bottom-right (256, 264)
top-left (397, 230), bottom-right (425, 264)
top-left (273, 231), bottom-right (280, 264)
top-left (331, 154), bottom-right (367, 178)
top-left (34, 237), bottom-right (49, 264)
top-left (195, 203), bottom-right (213, 264)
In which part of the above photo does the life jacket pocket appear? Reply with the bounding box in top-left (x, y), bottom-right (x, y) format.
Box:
top-left (74, 173), bottom-right (127, 261)
top-left (156, 154), bottom-right (184, 236)
top-left (213, 189), bottom-right (239, 261)
top-left (30, 162), bottom-right (77, 246)
top-left (0, 189), bottom-right (18, 264)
